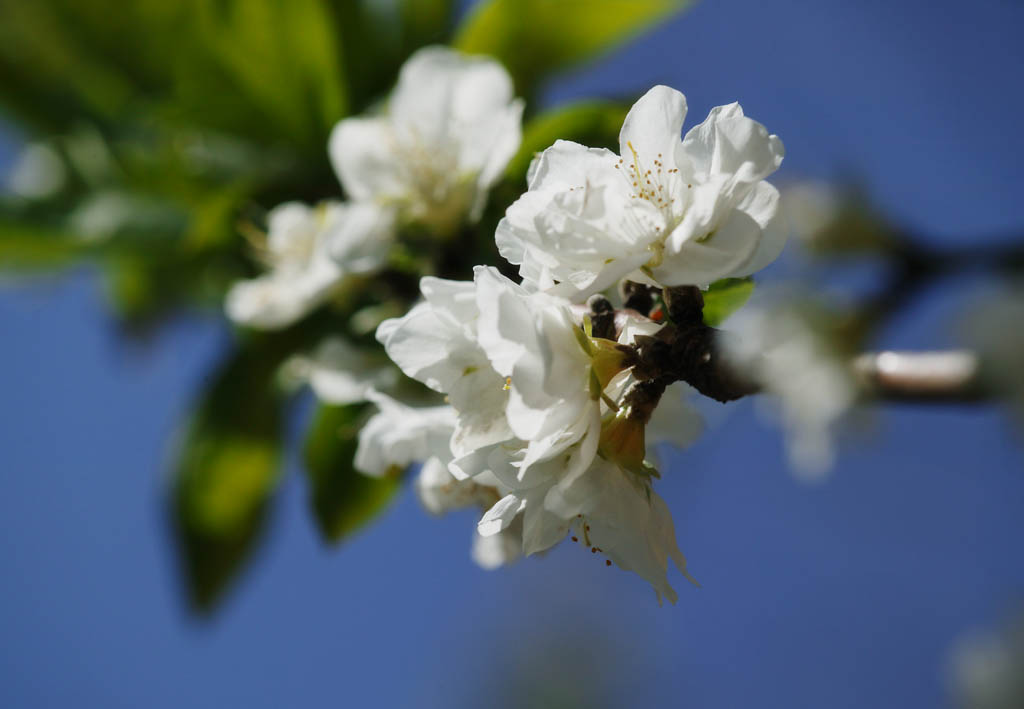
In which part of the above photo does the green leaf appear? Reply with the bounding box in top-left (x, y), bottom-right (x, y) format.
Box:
top-left (454, 0), bottom-right (691, 96)
top-left (303, 403), bottom-right (401, 544)
top-left (0, 219), bottom-right (89, 270)
top-left (171, 340), bottom-right (287, 613)
top-left (182, 0), bottom-right (348, 154)
top-left (702, 277), bottom-right (755, 326)
top-left (399, 0), bottom-right (455, 54)
top-left (505, 100), bottom-right (629, 183)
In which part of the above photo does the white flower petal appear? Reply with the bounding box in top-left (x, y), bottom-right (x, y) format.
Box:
top-left (478, 493), bottom-right (527, 536)
top-left (732, 182), bottom-right (786, 275)
top-left (354, 392), bottom-right (456, 477)
top-left (329, 117), bottom-right (403, 202)
top-left (681, 102), bottom-right (784, 188)
top-left (327, 202), bottom-right (395, 273)
top-left (656, 207), bottom-right (762, 285)
top-left (619, 85), bottom-right (688, 166)
top-left (376, 301), bottom-right (471, 393)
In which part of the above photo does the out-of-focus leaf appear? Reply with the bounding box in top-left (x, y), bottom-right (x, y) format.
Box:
top-left (454, 0), bottom-right (691, 96)
top-left (181, 0), bottom-right (348, 155)
top-left (0, 219), bottom-right (89, 270)
top-left (399, 0), bottom-right (455, 54)
top-left (702, 277), bottom-right (755, 326)
top-left (172, 340), bottom-right (287, 613)
top-left (505, 100), bottom-right (630, 183)
top-left (303, 403), bottom-right (401, 544)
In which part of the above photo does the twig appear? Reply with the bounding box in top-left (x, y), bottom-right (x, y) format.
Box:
top-left (595, 286), bottom-right (992, 407)
top-left (852, 350), bottom-right (984, 403)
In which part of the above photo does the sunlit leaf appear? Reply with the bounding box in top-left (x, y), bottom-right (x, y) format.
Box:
top-left (702, 277), bottom-right (755, 326)
top-left (182, 0), bottom-right (348, 154)
top-left (303, 403), bottom-right (401, 544)
top-left (454, 0), bottom-right (691, 96)
top-left (172, 340), bottom-right (287, 613)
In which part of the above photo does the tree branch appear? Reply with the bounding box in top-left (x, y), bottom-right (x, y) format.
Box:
top-left (588, 285), bottom-right (991, 407)
top-left (852, 350), bottom-right (984, 403)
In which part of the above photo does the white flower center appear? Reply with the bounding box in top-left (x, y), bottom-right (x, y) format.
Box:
top-left (615, 141), bottom-right (691, 266)
top-left (266, 205), bottom-right (329, 270)
top-left (394, 128), bottom-right (462, 205)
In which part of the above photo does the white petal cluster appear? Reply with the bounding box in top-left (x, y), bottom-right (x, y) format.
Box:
top-left (377, 268), bottom-right (698, 602)
top-left (497, 86), bottom-right (785, 300)
top-left (330, 46), bottom-right (524, 236)
top-left (225, 201), bottom-right (393, 329)
top-left (353, 391), bottom-right (456, 478)
top-left (354, 390), bottom-right (519, 569)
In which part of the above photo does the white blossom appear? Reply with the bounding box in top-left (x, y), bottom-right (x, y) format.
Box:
top-left (780, 181), bottom-right (841, 245)
top-left (330, 46), bottom-right (524, 236)
top-left (496, 85), bottom-right (784, 299)
top-left (950, 614), bottom-right (1024, 709)
top-left (375, 272), bottom-right (515, 459)
top-left (353, 391), bottom-right (455, 478)
top-left (416, 457), bottom-right (522, 570)
top-left (377, 267), bottom-right (698, 600)
top-left (355, 392), bottom-right (520, 568)
top-left (225, 201), bottom-right (393, 329)
top-left (724, 298), bottom-right (856, 479)
top-left (282, 338), bottom-right (397, 405)
top-left (5, 142), bottom-right (66, 199)
top-left (378, 266), bottom-right (600, 486)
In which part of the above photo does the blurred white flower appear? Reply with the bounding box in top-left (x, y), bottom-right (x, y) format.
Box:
top-left (282, 338), bottom-right (397, 405)
top-left (5, 142), bottom-right (66, 199)
top-left (780, 181), bottom-right (841, 244)
top-left (330, 46), bottom-right (524, 236)
top-left (724, 299), bottom-right (856, 479)
top-left (497, 85), bottom-right (784, 299)
top-left (225, 201), bottom-right (393, 329)
top-left (964, 286), bottom-right (1024, 424)
top-left (950, 614), bottom-right (1024, 709)
top-left (470, 521), bottom-right (523, 570)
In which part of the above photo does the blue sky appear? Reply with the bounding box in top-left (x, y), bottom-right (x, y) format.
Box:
top-left (2, 1), bottom-right (1023, 707)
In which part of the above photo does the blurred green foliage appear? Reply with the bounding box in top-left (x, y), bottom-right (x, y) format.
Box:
top-left (304, 403), bottom-right (402, 543)
top-left (0, 0), bottom-right (692, 612)
top-left (173, 337), bottom-right (288, 612)
top-left (702, 277), bottom-right (755, 327)
top-left (456, 0), bottom-right (691, 96)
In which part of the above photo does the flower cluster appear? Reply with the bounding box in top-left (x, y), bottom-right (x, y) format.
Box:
top-left (226, 47), bottom-right (523, 329)
top-left (225, 47), bottom-right (786, 602)
top-left (498, 85), bottom-right (785, 300)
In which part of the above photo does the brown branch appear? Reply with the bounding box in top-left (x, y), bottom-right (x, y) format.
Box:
top-left (585, 285), bottom-right (991, 406)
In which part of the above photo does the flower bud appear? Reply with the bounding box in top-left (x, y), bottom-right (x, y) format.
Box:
top-left (598, 408), bottom-right (658, 478)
